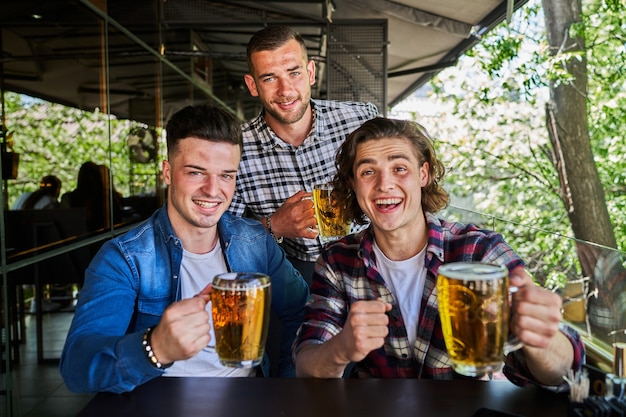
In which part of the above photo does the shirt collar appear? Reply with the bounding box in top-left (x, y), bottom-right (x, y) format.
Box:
top-left (358, 213), bottom-right (445, 267)
top-left (425, 212), bottom-right (445, 262)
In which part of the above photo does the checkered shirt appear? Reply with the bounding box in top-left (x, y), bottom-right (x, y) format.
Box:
top-left (230, 99), bottom-right (378, 262)
top-left (294, 213), bottom-right (585, 386)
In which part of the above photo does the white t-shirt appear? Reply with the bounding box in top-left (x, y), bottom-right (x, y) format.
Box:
top-left (373, 242), bottom-right (427, 352)
top-left (164, 241), bottom-right (254, 377)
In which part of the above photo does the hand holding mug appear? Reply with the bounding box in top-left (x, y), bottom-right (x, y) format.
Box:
top-left (272, 191), bottom-right (318, 239)
top-left (151, 294), bottom-right (212, 364)
top-left (509, 269), bottom-right (564, 349)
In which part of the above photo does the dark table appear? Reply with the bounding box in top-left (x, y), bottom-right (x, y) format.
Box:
top-left (76, 377), bottom-right (569, 417)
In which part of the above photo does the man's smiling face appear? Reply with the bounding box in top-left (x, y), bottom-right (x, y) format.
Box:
top-left (351, 136), bottom-right (429, 235)
top-left (163, 137), bottom-right (240, 232)
top-left (244, 39), bottom-right (315, 126)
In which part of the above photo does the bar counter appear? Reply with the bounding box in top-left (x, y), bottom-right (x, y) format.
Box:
top-left (76, 376), bottom-right (569, 417)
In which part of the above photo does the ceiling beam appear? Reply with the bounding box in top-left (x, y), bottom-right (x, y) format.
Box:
top-left (342, 0), bottom-right (473, 38)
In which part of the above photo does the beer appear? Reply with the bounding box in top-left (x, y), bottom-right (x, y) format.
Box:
top-left (313, 183), bottom-right (350, 243)
top-left (437, 262), bottom-right (521, 377)
top-left (211, 272), bottom-right (271, 368)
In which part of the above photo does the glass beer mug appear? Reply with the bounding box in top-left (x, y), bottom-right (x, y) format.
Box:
top-left (211, 272), bottom-right (272, 368)
top-left (437, 262), bottom-right (523, 377)
top-left (313, 182), bottom-right (351, 243)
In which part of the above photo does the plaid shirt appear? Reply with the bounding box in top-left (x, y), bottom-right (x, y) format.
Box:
top-left (294, 213), bottom-right (585, 387)
top-left (230, 99), bottom-right (378, 262)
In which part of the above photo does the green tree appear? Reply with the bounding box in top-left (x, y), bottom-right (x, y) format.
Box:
top-left (4, 92), bottom-right (162, 208)
top-left (394, 0), bottom-right (626, 341)
top-left (543, 0), bottom-right (616, 276)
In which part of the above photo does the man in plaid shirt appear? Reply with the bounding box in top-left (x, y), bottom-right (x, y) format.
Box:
top-left (229, 26), bottom-right (378, 283)
top-left (294, 118), bottom-right (585, 389)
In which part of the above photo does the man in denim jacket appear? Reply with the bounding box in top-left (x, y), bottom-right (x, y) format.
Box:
top-left (60, 105), bottom-right (309, 394)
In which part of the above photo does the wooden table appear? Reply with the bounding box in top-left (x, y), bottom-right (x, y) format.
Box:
top-left (76, 377), bottom-right (569, 417)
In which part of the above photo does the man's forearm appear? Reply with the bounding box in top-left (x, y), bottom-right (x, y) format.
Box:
top-left (523, 331), bottom-right (575, 386)
top-left (295, 340), bottom-right (350, 378)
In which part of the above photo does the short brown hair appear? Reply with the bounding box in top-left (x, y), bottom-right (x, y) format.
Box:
top-left (246, 26), bottom-right (307, 73)
top-left (165, 105), bottom-right (242, 159)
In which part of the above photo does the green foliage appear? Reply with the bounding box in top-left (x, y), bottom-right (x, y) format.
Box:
top-left (394, 0), bottom-right (626, 286)
top-left (4, 92), bottom-right (163, 208)
top-left (584, 0), bottom-right (626, 251)
top-left (476, 34), bottom-right (524, 79)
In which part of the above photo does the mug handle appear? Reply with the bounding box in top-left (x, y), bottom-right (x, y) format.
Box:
top-left (505, 285), bottom-right (524, 354)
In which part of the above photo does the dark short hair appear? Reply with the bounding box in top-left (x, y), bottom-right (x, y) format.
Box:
top-left (165, 105), bottom-right (242, 158)
top-left (246, 25), bottom-right (307, 73)
top-left (333, 117), bottom-right (449, 225)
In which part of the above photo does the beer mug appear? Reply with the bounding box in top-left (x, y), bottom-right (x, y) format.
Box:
top-left (313, 182), bottom-right (351, 243)
top-left (211, 272), bottom-right (272, 368)
top-left (436, 262), bottom-right (522, 377)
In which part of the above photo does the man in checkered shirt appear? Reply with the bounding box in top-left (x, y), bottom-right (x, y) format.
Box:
top-left (294, 118), bottom-right (584, 388)
top-left (229, 26), bottom-right (378, 284)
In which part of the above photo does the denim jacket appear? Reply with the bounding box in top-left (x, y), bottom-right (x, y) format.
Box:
top-left (60, 206), bottom-right (309, 393)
